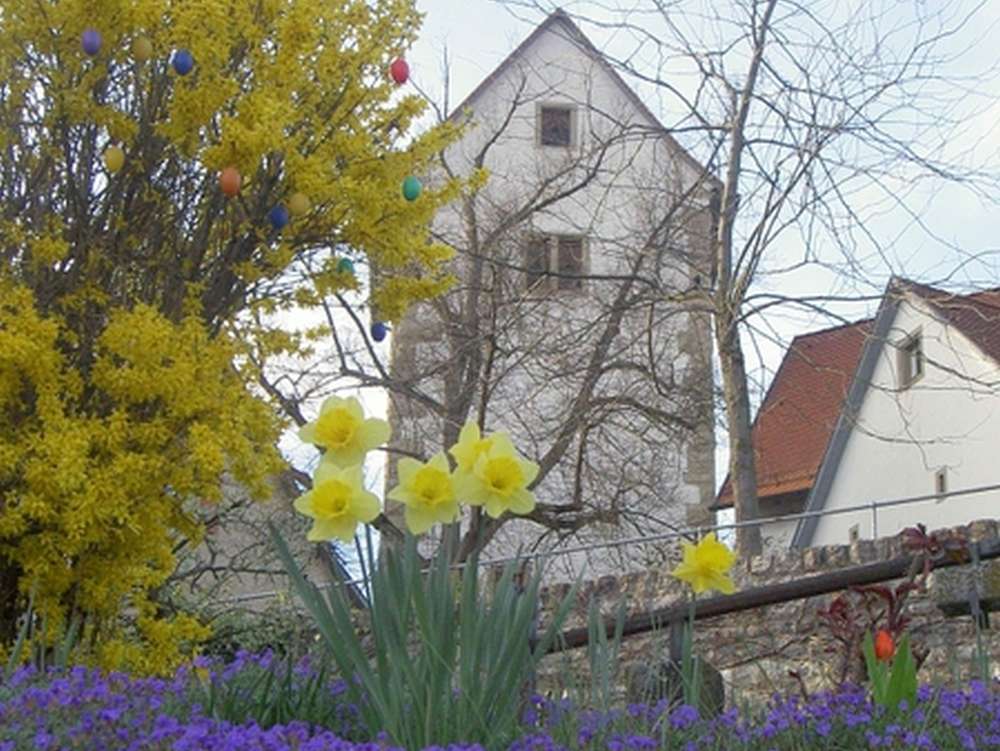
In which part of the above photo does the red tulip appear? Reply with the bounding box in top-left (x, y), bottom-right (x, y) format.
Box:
top-left (874, 629), bottom-right (895, 662)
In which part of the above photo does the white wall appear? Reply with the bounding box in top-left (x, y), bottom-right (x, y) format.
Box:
top-left (810, 294), bottom-right (1000, 546)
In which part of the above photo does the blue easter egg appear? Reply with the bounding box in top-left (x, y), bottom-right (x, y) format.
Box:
top-left (371, 322), bottom-right (389, 342)
top-left (402, 175), bottom-right (422, 202)
top-left (337, 258), bottom-right (355, 275)
top-left (81, 29), bottom-right (102, 56)
top-left (268, 204), bottom-right (289, 230)
top-left (172, 49), bottom-right (194, 75)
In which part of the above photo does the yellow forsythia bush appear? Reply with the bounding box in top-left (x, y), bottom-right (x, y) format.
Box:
top-left (0, 0), bottom-right (459, 673)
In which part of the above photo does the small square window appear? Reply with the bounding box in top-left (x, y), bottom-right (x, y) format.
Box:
top-left (539, 106), bottom-right (574, 147)
top-left (523, 235), bottom-right (586, 292)
top-left (897, 332), bottom-right (923, 388)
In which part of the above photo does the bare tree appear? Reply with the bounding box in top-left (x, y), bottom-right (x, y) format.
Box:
top-left (500, 0), bottom-right (1000, 555)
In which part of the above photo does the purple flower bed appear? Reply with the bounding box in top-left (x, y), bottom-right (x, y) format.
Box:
top-left (3, 657), bottom-right (1000, 750)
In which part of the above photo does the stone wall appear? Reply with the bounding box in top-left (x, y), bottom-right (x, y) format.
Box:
top-left (534, 519), bottom-right (1000, 706)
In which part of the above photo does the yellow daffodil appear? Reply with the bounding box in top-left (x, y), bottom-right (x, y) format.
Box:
top-left (453, 433), bottom-right (538, 519)
top-left (448, 420), bottom-right (495, 473)
top-left (671, 532), bottom-right (737, 595)
top-left (294, 462), bottom-right (380, 542)
top-left (298, 396), bottom-right (390, 468)
top-left (387, 452), bottom-right (459, 534)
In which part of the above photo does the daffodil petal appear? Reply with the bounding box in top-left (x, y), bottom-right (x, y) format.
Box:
top-left (298, 422), bottom-right (318, 444)
top-left (293, 493), bottom-right (315, 516)
top-left (354, 489), bottom-right (381, 522)
top-left (508, 488), bottom-right (536, 515)
top-left (404, 506), bottom-right (437, 535)
top-left (483, 496), bottom-right (505, 519)
top-left (313, 459), bottom-right (340, 484)
top-left (361, 417), bottom-right (390, 448)
top-left (396, 457), bottom-right (421, 484)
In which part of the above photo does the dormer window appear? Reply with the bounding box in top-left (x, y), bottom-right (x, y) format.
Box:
top-left (897, 331), bottom-right (923, 389)
top-left (538, 105), bottom-right (575, 147)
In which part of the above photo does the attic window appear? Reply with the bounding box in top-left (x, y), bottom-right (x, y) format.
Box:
top-left (539, 105), bottom-right (574, 147)
top-left (897, 331), bottom-right (923, 389)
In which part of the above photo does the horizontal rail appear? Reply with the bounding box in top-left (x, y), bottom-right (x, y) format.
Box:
top-left (217, 481), bottom-right (1000, 606)
top-left (548, 538), bottom-right (1000, 653)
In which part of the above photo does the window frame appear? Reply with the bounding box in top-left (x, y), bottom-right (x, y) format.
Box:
top-left (897, 330), bottom-right (924, 389)
top-left (537, 103), bottom-right (577, 148)
top-left (522, 234), bottom-right (587, 293)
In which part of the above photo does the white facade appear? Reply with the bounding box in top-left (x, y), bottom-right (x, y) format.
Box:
top-left (389, 12), bottom-right (716, 578)
top-left (805, 291), bottom-right (1000, 546)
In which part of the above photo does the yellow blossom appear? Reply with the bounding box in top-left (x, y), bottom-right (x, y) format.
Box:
top-left (453, 433), bottom-right (538, 519)
top-left (448, 420), bottom-right (495, 473)
top-left (298, 396), bottom-right (390, 468)
top-left (671, 532), bottom-right (737, 595)
top-left (387, 453), bottom-right (459, 534)
top-left (294, 462), bottom-right (380, 543)
top-left (0, 0), bottom-right (464, 675)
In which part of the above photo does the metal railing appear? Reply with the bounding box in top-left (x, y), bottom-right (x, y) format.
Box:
top-left (217, 480), bottom-right (1000, 606)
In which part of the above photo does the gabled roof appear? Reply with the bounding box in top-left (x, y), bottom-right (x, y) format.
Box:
top-left (789, 277), bottom-right (1000, 548)
top-left (714, 320), bottom-right (871, 509)
top-left (448, 9), bottom-right (715, 184)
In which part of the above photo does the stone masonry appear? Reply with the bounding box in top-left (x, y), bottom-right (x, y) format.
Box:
top-left (534, 518), bottom-right (1000, 707)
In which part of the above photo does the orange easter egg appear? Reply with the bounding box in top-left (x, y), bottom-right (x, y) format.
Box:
top-left (220, 167), bottom-right (241, 197)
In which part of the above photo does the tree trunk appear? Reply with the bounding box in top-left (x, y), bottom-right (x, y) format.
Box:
top-left (715, 314), bottom-right (763, 557)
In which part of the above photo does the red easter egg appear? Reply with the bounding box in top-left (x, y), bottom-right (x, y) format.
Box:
top-left (220, 167), bottom-right (241, 197)
top-left (389, 58), bottom-right (409, 85)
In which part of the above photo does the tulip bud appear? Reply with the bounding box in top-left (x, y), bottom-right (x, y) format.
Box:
top-left (874, 629), bottom-right (895, 662)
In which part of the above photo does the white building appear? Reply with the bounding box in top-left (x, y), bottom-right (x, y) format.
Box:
top-left (387, 10), bottom-right (718, 577)
top-left (715, 278), bottom-right (1000, 549)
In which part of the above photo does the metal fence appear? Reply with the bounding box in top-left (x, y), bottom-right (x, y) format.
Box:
top-left (215, 481), bottom-right (1000, 606)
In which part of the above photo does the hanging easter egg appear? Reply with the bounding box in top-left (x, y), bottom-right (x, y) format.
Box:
top-left (371, 322), bottom-right (389, 342)
top-left (81, 29), bottom-right (102, 56)
top-left (172, 49), bottom-right (194, 76)
top-left (402, 175), bottom-right (422, 202)
top-left (288, 192), bottom-right (311, 216)
top-left (220, 167), bottom-right (241, 197)
top-left (103, 145), bottom-right (125, 173)
top-left (268, 204), bottom-right (290, 230)
top-left (132, 36), bottom-right (153, 62)
top-left (389, 58), bottom-right (409, 85)
top-left (337, 258), bottom-right (355, 275)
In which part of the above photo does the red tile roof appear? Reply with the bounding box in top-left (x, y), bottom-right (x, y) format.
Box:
top-left (714, 280), bottom-right (1000, 511)
top-left (715, 320), bottom-right (872, 508)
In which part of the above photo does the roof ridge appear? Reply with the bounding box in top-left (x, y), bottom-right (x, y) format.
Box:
top-left (791, 317), bottom-right (873, 342)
